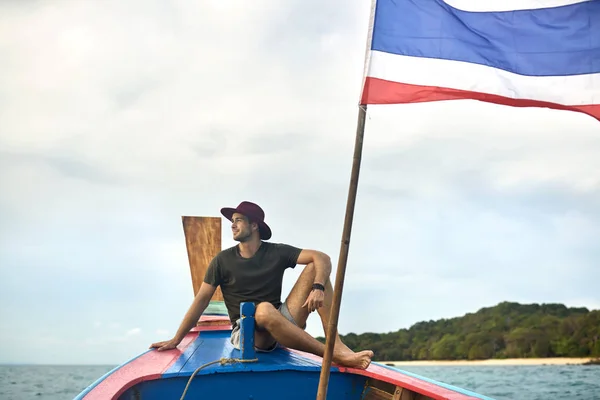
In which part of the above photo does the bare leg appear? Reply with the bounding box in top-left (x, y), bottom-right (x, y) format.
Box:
top-left (253, 325), bottom-right (278, 351)
top-left (317, 279), bottom-right (354, 354)
top-left (255, 302), bottom-right (372, 369)
top-left (284, 263), bottom-right (355, 354)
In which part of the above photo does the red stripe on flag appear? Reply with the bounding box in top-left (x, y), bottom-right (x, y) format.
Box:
top-left (361, 77), bottom-right (600, 121)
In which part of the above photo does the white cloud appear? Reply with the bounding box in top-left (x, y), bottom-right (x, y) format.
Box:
top-left (125, 328), bottom-right (142, 337)
top-left (83, 328), bottom-right (142, 347)
top-left (1, 0), bottom-right (599, 365)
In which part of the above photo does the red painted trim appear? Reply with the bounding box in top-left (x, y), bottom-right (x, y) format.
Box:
top-left (198, 315), bottom-right (230, 322)
top-left (338, 363), bottom-right (481, 400)
top-left (361, 77), bottom-right (600, 121)
top-left (82, 331), bottom-right (199, 400)
top-left (193, 315), bottom-right (232, 331)
top-left (287, 349), bottom-right (478, 400)
top-left (193, 324), bottom-right (232, 331)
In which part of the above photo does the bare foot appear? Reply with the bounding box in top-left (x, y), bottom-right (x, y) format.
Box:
top-left (335, 339), bottom-right (354, 354)
top-left (334, 350), bottom-right (374, 369)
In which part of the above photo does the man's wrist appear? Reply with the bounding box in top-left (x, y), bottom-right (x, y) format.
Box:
top-left (312, 283), bottom-right (325, 292)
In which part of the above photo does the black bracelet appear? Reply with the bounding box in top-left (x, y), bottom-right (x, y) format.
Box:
top-left (312, 283), bottom-right (325, 292)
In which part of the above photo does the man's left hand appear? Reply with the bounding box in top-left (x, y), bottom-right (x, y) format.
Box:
top-left (302, 289), bottom-right (325, 313)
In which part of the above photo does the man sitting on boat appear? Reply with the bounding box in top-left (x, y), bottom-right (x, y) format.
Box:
top-left (150, 201), bottom-right (373, 370)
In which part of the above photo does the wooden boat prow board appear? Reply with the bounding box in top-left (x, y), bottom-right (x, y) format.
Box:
top-left (74, 216), bottom-right (495, 400)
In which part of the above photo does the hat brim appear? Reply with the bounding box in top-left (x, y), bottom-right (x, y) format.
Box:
top-left (220, 207), bottom-right (272, 240)
top-left (220, 207), bottom-right (237, 221)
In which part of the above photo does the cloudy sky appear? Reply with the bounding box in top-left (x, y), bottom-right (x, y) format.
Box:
top-left (1, 0), bottom-right (599, 365)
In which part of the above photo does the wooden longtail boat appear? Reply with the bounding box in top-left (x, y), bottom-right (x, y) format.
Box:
top-left (74, 216), bottom-right (494, 400)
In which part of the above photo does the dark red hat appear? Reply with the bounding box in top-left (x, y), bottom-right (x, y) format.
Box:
top-left (220, 201), bottom-right (272, 240)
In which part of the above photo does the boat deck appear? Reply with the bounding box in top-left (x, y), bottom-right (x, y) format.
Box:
top-left (76, 320), bottom-right (494, 400)
top-left (163, 329), bottom-right (326, 377)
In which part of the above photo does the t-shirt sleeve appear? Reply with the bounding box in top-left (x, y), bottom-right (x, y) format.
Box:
top-left (203, 256), bottom-right (222, 287)
top-left (275, 243), bottom-right (303, 269)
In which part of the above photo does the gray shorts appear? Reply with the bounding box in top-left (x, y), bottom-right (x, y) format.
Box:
top-left (230, 301), bottom-right (297, 352)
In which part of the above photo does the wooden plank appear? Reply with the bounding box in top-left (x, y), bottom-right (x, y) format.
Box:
top-left (361, 378), bottom-right (435, 400)
top-left (334, 363), bottom-right (479, 400)
top-left (392, 387), bottom-right (403, 400)
top-left (182, 216), bottom-right (223, 301)
top-left (362, 386), bottom-right (394, 400)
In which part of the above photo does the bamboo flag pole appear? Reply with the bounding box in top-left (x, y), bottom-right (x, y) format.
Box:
top-left (316, 2), bottom-right (376, 398)
top-left (315, 104), bottom-right (367, 400)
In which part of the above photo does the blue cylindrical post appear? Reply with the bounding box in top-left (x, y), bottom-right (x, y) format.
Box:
top-left (239, 302), bottom-right (256, 360)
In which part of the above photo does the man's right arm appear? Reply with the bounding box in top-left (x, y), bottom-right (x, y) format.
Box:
top-left (149, 282), bottom-right (217, 351)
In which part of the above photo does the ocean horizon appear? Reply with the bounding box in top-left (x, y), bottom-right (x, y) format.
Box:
top-left (1, 363), bottom-right (599, 400)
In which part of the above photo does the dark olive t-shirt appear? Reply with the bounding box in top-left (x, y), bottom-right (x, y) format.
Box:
top-left (203, 242), bottom-right (302, 323)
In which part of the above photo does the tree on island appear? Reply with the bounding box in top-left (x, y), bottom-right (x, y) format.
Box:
top-left (317, 302), bottom-right (600, 361)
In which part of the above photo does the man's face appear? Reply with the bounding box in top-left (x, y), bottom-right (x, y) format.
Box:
top-left (231, 213), bottom-right (255, 242)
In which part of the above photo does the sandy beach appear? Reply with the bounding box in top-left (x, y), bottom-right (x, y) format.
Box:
top-left (383, 357), bottom-right (596, 366)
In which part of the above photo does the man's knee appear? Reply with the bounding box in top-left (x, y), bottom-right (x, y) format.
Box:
top-left (303, 262), bottom-right (316, 277)
top-left (255, 302), bottom-right (276, 328)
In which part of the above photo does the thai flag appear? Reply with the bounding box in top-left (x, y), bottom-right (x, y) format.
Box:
top-left (360, 0), bottom-right (600, 120)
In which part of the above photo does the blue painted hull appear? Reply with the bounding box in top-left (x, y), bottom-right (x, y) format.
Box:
top-left (76, 325), bottom-right (495, 400)
top-left (120, 370), bottom-right (367, 400)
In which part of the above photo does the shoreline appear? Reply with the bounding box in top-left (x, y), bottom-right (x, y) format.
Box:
top-left (381, 357), bottom-right (596, 366)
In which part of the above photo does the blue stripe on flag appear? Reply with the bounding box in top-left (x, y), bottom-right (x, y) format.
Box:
top-left (371, 0), bottom-right (600, 77)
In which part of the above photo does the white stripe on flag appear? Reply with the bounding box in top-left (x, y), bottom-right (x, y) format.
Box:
top-left (366, 50), bottom-right (600, 106)
top-left (443, 0), bottom-right (591, 12)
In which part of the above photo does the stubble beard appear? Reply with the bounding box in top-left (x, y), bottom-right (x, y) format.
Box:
top-left (234, 229), bottom-right (252, 243)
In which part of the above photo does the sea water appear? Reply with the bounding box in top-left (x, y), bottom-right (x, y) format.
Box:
top-left (0, 364), bottom-right (599, 399)
top-left (392, 365), bottom-right (600, 400)
top-left (0, 365), bottom-right (112, 400)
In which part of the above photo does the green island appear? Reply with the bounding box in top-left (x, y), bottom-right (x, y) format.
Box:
top-left (317, 302), bottom-right (600, 362)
